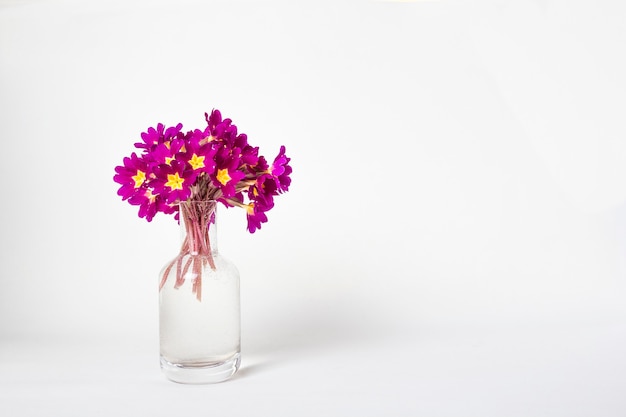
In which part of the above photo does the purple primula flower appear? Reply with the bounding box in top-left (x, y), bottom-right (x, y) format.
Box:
top-left (221, 122), bottom-right (238, 144)
top-left (245, 193), bottom-right (274, 233)
top-left (240, 145), bottom-right (259, 167)
top-left (250, 174), bottom-right (277, 202)
top-left (149, 137), bottom-right (186, 167)
top-left (246, 203), bottom-right (267, 233)
top-left (129, 189), bottom-right (174, 222)
top-left (235, 138), bottom-right (259, 167)
top-left (135, 122), bottom-right (184, 152)
top-left (134, 123), bottom-right (164, 151)
top-left (205, 109), bottom-right (222, 133)
top-left (182, 129), bottom-right (217, 175)
top-left (206, 111), bottom-right (233, 141)
top-left (152, 160), bottom-right (195, 204)
top-left (249, 155), bottom-right (269, 174)
top-left (270, 146), bottom-right (292, 192)
top-left (243, 175), bottom-right (277, 233)
top-left (212, 156), bottom-right (246, 198)
top-left (113, 152), bottom-right (151, 201)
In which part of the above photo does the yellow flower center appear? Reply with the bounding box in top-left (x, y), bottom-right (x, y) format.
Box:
top-left (216, 168), bottom-right (231, 185)
top-left (132, 170), bottom-right (146, 188)
top-left (165, 172), bottom-right (185, 190)
top-left (189, 154), bottom-right (205, 170)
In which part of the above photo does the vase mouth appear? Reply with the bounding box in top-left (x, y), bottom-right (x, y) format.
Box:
top-left (179, 199), bottom-right (219, 208)
top-left (181, 199), bottom-right (218, 203)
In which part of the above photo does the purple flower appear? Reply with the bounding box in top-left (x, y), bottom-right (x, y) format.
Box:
top-left (129, 189), bottom-right (175, 222)
top-left (270, 146), bottom-right (292, 192)
top-left (150, 137), bottom-right (186, 165)
top-left (249, 155), bottom-right (269, 174)
top-left (211, 156), bottom-right (246, 198)
top-left (205, 109), bottom-right (222, 133)
top-left (113, 152), bottom-right (150, 201)
top-left (182, 129), bottom-right (217, 175)
top-left (152, 160), bottom-right (195, 204)
top-left (245, 201), bottom-right (270, 233)
top-left (243, 174), bottom-right (277, 233)
top-left (135, 123), bottom-right (184, 153)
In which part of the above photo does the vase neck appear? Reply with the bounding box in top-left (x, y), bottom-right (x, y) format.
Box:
top-left (179, 200), bottom-right (218, 256)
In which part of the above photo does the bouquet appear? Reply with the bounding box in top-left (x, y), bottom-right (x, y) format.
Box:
top-left (113, 108), bottom-right (292, 231)
top-left (113, 109), bottom-right (292, 299)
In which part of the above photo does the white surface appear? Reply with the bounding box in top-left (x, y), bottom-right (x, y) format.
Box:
top-left (1, 0), bottom-right (626, 415)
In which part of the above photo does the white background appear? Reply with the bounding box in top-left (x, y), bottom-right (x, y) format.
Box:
top-left (1, 0), bottom-right (626, 415)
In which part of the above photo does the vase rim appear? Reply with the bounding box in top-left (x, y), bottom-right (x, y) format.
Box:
top-left (180, 199), bottom-right (219, 205)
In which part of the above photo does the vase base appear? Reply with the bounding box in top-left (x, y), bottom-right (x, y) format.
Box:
top-left (160, 353), bottom-right (241, 384)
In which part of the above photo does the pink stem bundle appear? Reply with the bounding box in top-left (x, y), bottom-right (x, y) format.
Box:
top-left (159, 201), bottom-right (217, 301)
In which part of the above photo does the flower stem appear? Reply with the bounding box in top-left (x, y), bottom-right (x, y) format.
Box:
top-left (159, 200), bottom-right (218, 300)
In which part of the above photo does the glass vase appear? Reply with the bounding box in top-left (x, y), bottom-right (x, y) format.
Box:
top-left (158, 200), bottom-right (240, 384)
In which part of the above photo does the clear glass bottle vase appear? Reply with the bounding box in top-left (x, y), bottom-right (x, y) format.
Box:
top-left (159, 200), bottom-right (240, 383)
